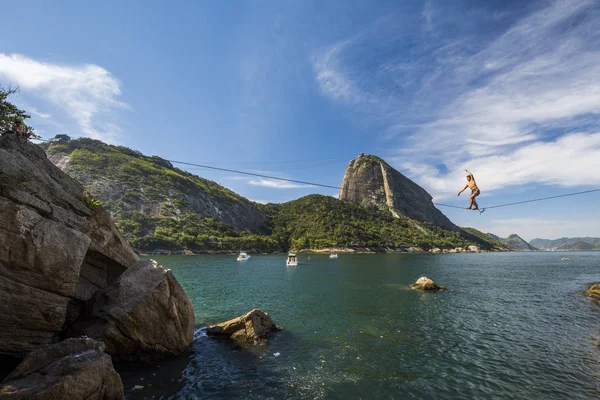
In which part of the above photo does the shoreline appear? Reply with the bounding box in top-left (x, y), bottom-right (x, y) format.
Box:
top-left (140, 245), bottom-right (511, 256)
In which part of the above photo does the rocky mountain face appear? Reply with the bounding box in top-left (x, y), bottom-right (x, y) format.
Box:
top-left (41, 136), bottom-right (268, 250)
top-left (0, 135), bottom-right (195, 396)
top-left (339, 154), bottom-right (458, 231)
top-left (530, 237), bottom-right (600, 250)
top-left (487, 233), bottom-right (537, 251)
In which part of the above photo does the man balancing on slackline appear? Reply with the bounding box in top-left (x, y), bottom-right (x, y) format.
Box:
top-left (458, 169), bottom-right (480, 210)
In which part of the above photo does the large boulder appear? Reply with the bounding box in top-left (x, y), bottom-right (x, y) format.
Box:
top-left (0, 136), bottom-right (194, 364)
top-left (0, 337), bottom-right (123, 399)
top-left (207, 309), bottom-right (280, 343)
top-left (410, 277), bottom-right (447, 291)
top-left (78, 259), bottom-right (195, 361)
top-left (0, 136), bottom-right (137, 357)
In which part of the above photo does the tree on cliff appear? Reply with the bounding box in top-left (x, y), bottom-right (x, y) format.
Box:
top-left (0, 85), bottom-right (39, 139)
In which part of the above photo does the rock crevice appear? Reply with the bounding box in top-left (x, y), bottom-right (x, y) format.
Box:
top-left (0, 136), bottom-right (195, 395)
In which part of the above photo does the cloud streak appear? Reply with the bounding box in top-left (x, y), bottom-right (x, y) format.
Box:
top-left (312, 0), bottom-right (600, 198)
top-left (248, 178), bottom-right (313, 189)
top-left (0, 53), bottom-right (126, 141)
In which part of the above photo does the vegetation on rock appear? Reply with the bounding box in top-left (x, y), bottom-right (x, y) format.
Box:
top-left (262, 195), bottom-right (498, 251)
top-left (42, 136), bottom-right (504, 253)
top-left (0, 86), bottom-right (38, 138)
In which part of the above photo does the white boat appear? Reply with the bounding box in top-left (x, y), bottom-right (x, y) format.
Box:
top-left (329, 254), bottom-right (338, 259)
top-left (286, 253), bottom-right (298, 267)
top-left (237, 252), bottom-right (250, 261)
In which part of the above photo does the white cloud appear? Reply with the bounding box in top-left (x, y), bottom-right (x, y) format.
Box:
top-left (248, 178), bottom-right (313, 189)
top-left (27, 106), bottom-right (51, 119)
top-left (312, 0), bottom-right (600, 200)
top-left (0, 53), bottom-right (126, 141)
top-left (248, 198), bottom-right (270, 204)
top-left (312, 40), bottom-right (364, 105)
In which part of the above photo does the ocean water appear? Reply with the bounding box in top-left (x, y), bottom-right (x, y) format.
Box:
top-left (117, 252), bottom-right (600, 399)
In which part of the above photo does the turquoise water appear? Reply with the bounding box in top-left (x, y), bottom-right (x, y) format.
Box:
top-left (118, 252), bottom-right (600, 399)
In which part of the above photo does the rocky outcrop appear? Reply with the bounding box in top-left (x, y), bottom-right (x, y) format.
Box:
top-left (207, 309), bottom-right (280, 343)
top-left (0, 337), bottom-right (123, 399)
top-left (339, 154), bottom-right (458, 231)
top-left (78, 260), bottom-right (194, 361)
top-left (410, 277), bottom-right (447, 291)
top-left (585, 283), bottom-right (600, 303)
top-left (0, 135), bottom-right (137, 357)
top-left (0, 136), bottom-right (194, 367)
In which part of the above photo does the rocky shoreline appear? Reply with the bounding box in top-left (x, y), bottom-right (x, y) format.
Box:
top-left (0, 136), bottom-right (195, 398)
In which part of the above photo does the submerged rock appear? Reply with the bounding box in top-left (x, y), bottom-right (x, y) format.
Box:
top-left (0, 337), bottom-right (123, 399)
top-left (78, 259), bottom-right (195, 361)
top-left (207, 309), bottom-right (280, 343)
top-left (585, 283), bottom-right (600, 303)
top-left (410, 277), bottom-right (447, 291)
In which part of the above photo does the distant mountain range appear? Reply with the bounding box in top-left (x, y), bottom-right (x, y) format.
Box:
top-left (487, 233), bottom-right (538, 251)
top-left (529, 237), bottom-right (600, 251)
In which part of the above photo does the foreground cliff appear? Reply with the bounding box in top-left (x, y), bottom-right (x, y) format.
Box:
top-left (0, 135), bottom-right (195, 396)
top-left (339, 154), bottom-right (458, 231)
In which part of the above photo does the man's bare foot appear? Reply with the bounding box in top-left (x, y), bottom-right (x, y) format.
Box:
top-left (466, 207), bottom-right (472, 209)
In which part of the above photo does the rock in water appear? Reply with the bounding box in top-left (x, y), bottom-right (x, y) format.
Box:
top-left (207, 309), bottom-right (280, 343)
top-left (0, 337), bottom-right (123, 399)
top-left (585, 283), bottom-right (600, 303)
top-left (339, 154), bottom-right (458, 231)
top-left (410, 276), bottom-right (446, 291)
top-left (78, 259), bottom-right (195, 361)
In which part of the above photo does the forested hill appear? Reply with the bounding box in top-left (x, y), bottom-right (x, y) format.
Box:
top-left (41, 136), bottom-right (504, 253)
top-left (40, 136), bottom-right (271, 251)
top-left (261, 195), bottom-right (505, 251)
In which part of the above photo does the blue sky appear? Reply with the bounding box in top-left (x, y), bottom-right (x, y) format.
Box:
top-left (1, 0), bottom-right (600, 241)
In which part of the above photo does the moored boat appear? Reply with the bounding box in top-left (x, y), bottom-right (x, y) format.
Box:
top-left (329, 254), bottom-right (338, 259)
top-left (286, 253), bottom-right (298, 267)
top-left (237, 252), bottom-right (250, 261)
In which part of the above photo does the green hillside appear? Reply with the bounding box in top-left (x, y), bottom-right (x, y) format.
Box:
top-left (41, 136), bottom-right (273, 252)
top-left (41, 136), bottom-right (503, 253)
top-left (262, 195), bottom-right (502, 251)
